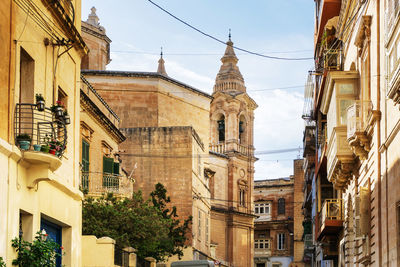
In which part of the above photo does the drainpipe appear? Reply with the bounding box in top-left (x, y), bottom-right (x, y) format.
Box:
top-left (375, 0), bottom-right (383, 265)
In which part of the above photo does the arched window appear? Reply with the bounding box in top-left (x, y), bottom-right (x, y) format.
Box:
top-left (278, 198), bottom-right (285, 215)
top-left (239, 189), bottom-right (246, 207)
top-left (239, 115), bottom-right (246, 144)
top-left (217, 116), bottom-right (225, 142)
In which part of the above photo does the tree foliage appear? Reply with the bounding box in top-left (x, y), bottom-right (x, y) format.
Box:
top-left (82, 183), bottom-right (192, 261)
top-left (11, 231), bottom-right (62, 267)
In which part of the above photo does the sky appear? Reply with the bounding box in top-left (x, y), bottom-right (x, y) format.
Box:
top-left (81, 0), bottom-right (315, 180)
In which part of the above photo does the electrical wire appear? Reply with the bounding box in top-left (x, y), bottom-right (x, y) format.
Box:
top-left (112, 49), bottom-right (313, 56)
top-left (91, 85), bottom-right (304, 96)
top-left (146, 0), bottom-right (313, 61)
top-left (120, 147), bottom-right (302, 159)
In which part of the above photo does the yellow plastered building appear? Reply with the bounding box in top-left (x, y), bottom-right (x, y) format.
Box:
top-left (0, 0), bottom-right (87, 265)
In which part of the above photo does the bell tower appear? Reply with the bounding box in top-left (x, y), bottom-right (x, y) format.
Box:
top-left (210, 36), bottom-right (257, 156)
top-left (209, 35), bottom-right (257, 267)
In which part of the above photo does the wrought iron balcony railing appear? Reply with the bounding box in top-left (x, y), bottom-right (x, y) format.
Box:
top-left (80, 171), bottom-right (121, 195)
top-left (14, 103), bottom-right (67, 158)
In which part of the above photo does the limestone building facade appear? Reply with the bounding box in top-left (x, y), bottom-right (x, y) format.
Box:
top-left (301, 0), bottom-right (400, 266)
top-left (80, 8), bottom-right (257, 267)
top-left (79, 76), bottom-right (133, 198)
top-left (0, 0), bottom-right (87, 265)
top-left (253, 177), bottom-right (295, 267)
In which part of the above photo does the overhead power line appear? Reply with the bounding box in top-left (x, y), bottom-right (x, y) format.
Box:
top-left (255, 147), bottom-right (301, 155)
top-left (146, 0), bottom-right (313, 61)
top-left (112, 49), bottom-right (313, 56)
top-left (121, 147), bottom-right (302, 158)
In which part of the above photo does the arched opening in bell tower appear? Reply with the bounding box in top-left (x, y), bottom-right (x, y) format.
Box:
top-left (239, 115), bottom-right (247, 145)
top-left (217, 115), bottom-right (225, 142)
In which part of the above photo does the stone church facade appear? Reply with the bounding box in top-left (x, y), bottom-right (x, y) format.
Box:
top-left (80, 8), bottom-right (257, 266)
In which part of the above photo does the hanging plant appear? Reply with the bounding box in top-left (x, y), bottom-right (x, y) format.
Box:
top-left (50, 101), bottom-right (64, 119)
top-left (35, 94), bottom-right (45, 111)
top-left (63, 110), bottom-right (70, 125)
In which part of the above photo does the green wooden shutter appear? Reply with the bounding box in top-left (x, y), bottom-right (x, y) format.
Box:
top-left (81, 140), bottom-right (90, 190)
top-left (82, 140), bottom-right (90, 172)
top-left (113, 162), bottom-right (120, 175)
top-left (103, 156), bottom-right (114, 174)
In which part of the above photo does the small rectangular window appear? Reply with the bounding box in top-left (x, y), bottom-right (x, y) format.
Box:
top-left (278, 198), bottom-right (285, 215)
top-left (19, 47), bottom-right (35, 104)
top-left (205, 215), bottom-right (209, 243)
top-left (198, 210), bottom-right (201, 239)
top-left (255, 239), bottom-right (270, 250)
top-left (255, 202), bottom-right (271, 215)
top-left (277, 233), bottom-right (285, 250)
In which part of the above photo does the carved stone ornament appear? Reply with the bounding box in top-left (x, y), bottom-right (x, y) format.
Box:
top-left (348, 133), bottom-right (370, 160)
top-left (354, 16), bottom-right (372, 50)
top-left (331, 160), bottom-right (354, 189)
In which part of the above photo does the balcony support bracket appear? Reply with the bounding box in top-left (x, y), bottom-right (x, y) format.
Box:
top-left (331, 160), bottom-right (354, 189)
top-left (348, 133), bottom-right (370, 160)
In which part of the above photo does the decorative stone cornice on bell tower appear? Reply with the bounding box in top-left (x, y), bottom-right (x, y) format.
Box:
top-left (213, 38), bottom-right (246, 94)
top-left (157, 48), bottom-right (168, 76)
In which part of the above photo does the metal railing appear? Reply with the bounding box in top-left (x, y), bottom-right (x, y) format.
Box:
top-left (14, 103), bottom-right (67, 157)
top-left (321, 199), bottom-right (343, 224)
top-left (347, 100), bottom-right (372, 139)
top-left (80, 171), bottom-right (121, 194)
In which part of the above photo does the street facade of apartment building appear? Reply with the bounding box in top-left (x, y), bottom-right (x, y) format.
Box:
top-left (300, 0), bottom-right (400, 266)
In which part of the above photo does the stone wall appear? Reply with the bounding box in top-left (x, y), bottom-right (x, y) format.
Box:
top-left (120, 127), bottom-right (202, 247)
top-left (292, 159), bottom-right (305, 267)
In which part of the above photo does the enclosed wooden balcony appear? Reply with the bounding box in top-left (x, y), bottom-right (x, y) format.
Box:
top-left (346, 101), bottom-right (372, 160)
top-left (318, 199), bottom-right (343, 240)
top-left (321, 71), bottom-right (359, 189)
top-left (326, 126), bottom-right (354, 189)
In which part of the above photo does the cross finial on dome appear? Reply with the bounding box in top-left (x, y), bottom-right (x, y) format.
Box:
top-left (157, 47), bottom-right (167, 76)
top-left (229, 29), bottom-right (231, 41)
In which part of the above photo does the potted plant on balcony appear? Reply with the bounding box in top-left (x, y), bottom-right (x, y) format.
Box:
top-left (40, 143), bottom-right (50, 153)
top-left (33, 144), bottom-right (42, 151)
top-left (16, 134), bottom-right (31, 150)
top-left (50, 101), bottom-right (64, 119)
top-left (35, 93), bottom-right (45, 111)
top-left (63, 109), bottom-right (70, 125)
top-left (49, 139), bottom-right (64, 156)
